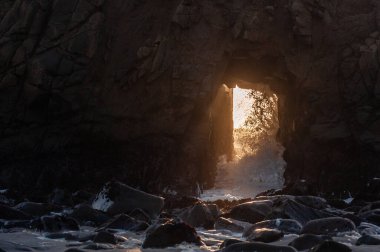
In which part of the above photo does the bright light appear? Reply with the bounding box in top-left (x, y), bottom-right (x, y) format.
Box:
top-left (233, 86), bottom-right (254, 129)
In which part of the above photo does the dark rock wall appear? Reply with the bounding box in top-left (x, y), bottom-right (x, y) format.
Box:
top-left (0, 0), bottom-right (379, 195)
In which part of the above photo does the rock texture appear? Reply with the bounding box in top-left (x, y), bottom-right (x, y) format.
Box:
top-left (1, 0), bottom-right (380, 195)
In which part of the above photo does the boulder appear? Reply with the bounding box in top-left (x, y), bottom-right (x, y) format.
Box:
top-left (14, 202), bottom-right (62, 216)
top-left (93, 231), bottom-right (117, 244)
top-left (288, 234), bottom-right (332, 251)
top-left (309, 240), bottom-right (352, 252)
top-left (72, 190), bottom-right (95, 205)
top-left (358, 222), bottom-right (380, 236)
top-left (45, 231), bottom-right (96, 242)
top-left (49, 188), bottom-right (74, 206)
top-left (220, 242), bottom-right (297, 252)
top-left (341, 213), bottom-right (362, 226)
top-left (356, 234), bottom-right (380, 245)
top-left (179, 202), bottom-right (216, 229)
top-left (100, 214), bottom-right (149, 231)
top-left (92, 181), bottom-right (164, 218)
top-left (0, 205), bottom-right (31, 220)
top-left (163, 196), bottom-right (200, 210)
top-left (243, 219), bottom-right (302, 236)
top-left (215, 217), bottom-right (245, 233)
top-left (2, 220), bottom-right (31, 229)
top-left (32, 215), bottom-right (80, 232)
top-left (219, 239), bottom-right (245, 249)
top-left (82, 243), bottom-right (115, 250)
top-left (227, 200), bottom-right (273, 224)
top-left (294, 196), bottom-right (328, 210)
top-left (128, 208), bottom-right (151, 224)
top-left (271, 197), bottom-right (333, 225)
top-left (142, 221), bottom-right (203, 248)
top-left (301, 217), bottom-right (356, 235)
top-left (69, 204), bottom-right (110, 226)
top-left (358, 209), bottom-right (380, 226)
top-left (246, 228), bottom-right (284, 243)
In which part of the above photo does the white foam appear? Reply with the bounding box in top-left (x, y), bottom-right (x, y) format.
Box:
top-left (92, 188), bottom-right (114, 212)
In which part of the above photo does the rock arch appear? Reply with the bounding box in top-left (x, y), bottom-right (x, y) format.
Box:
top-left (0, 0), bottom-right (379, 195)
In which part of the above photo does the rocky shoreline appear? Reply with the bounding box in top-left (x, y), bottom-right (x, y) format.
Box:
top-left (1, 180), bottom-right (380, 251)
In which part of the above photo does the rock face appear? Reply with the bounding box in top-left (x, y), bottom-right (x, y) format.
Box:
top-left (1, 0), bottom-right (380, 194)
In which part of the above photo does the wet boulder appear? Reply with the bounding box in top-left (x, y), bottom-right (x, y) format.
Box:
top-left (100, 214), bottom-right (149, 231)
top-left (14, 202), bottom-right (62, 217)
top-left (243, 219), bottom-right (302, 236)
top-left (309, 240), bottom-right (352, 252)
top-left (294, 196), bottom-right (328, 210)
top-left (49, 188), bottom-right (74, 206)
top-left (356, 234), bottom-right (380, 245)
top-left (72, 190), bottom-right (94, 205)
top-left (0, 204), bottom-right (31, 220)
top-left (288, 234), bottom-right (332, 250)
top-left (301, 217), bottom-right (356, 235)
top-left (69, 204), bottom-right (110, 226)
top-left (45, 231), bottom-right (96, 242)
top-left (82, 243), bottom-right (115, 250)
top-left (227, 200), bottom-right (273, 224)
top-left (142, 221), bottom-right (203, 248)
top-left (219, 239), bottom-right (245, 249)
top-left (128, 208), bottom-right (151, 224)
top-left (358, 209), bottom-right (380, 226)
top-left (179, 202), bottom-right (217, 229)
top-left (215, 217), bottom-right (245, 233)
top-left (2, 220), bottom-right (31, 229)
top-left (92, 181), bottom-right (164, 218)
top-left (220, 241), bottom-right (297, 252)
top-left (270, 197), bottom-right (333, 225)
top-left (357, 222), bottom-right (380, 236)
top-left (246, 228), bottom-right (284, 243)
top-left (32, 215), bottom-right (80, 232)
top-left (93, 231), bottom-right (117, 244)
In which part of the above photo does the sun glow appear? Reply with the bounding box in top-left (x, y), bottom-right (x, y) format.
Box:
top-left (233, 86), bottom-right (254, 129)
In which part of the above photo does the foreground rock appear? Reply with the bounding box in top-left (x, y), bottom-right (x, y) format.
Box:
top-left (215, 217), bottom-right (245, 233)
top-left (288, 234), bottom-right (332, 251)
top-left (356, 235), bottom-right (380, 245)
top-left (100, 214), bottom-right (148, 231)
top-left (0, 205), bottom-right (31, 220)
top-left (92, 181), bottom-right (164, 218)
top-left (92, 231), bottom-right (117, 244)
top-left (269, 197), bottom-right (333, 225)
top-left (309, 240), bottom-right (352, 252)
top-left (32, 215), bottom-right (80, 232)
top-left (243, 219), bottom-right (302, 236)
top-left (68, 204), bottom-right (110, 226)
top-left (227, 200), bottom-right (273, 223)
top-left (301, 217), bottom-right (356, 235)
top-left (179, 202), bottom-right (218, 229)
top-left (14, 202), bottom-right (62, 217)
top-left (142, 221), bottom-right (203, 248)
top-left (220, 242), bottom-right (297, 252)
top-left (245, 228), bottom-right (284, 243)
